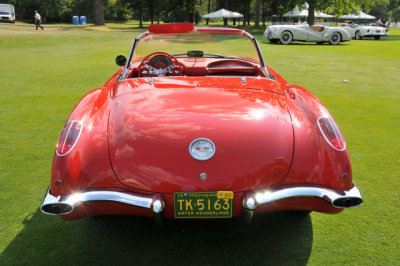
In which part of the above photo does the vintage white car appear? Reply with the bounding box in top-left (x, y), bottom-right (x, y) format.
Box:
top-left (264, 24), bottom-right (351, 45)
top-left (340, 22), bottom-right (388, 40)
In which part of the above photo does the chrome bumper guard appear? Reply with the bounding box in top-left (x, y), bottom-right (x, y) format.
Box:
top-left (41, 187), bottom-right (164, 215)
top-left (243, 184), bottom-right (362, 210)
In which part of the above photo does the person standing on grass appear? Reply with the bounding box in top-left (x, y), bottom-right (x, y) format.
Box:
top-left (34, 10), bottom-right (44, 30)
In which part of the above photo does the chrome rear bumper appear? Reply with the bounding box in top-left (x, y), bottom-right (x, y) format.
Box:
top-left (41, 187), bottom-right (164, 215)
top-left (243, 184), bottom-right (362, 210)
top-left (41, 184), bottom-right (362, 216)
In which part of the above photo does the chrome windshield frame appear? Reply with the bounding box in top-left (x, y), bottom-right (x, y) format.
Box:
top-left (194, 27), bottom-right (267, 71)
top-left (120, 31), bottom-right (150, 81)
top-left (120, 26), bottom-right (270, 80)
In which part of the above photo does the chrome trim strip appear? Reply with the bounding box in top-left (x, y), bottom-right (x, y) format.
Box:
top-left (243, 184), bottom-right (362, 210)
top-left (41, 187), bottom-right (163, 215)
top-left (120, 31), bottom-right (150, 81)
top-left (252, 36), bottom-right (266, 70)
top-left (60, 122), bottom-right (72, 154)
top-left (126, 75), bottom-right (272, 81)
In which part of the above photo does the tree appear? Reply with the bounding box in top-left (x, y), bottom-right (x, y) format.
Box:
top-left (245, 0), bottom-right (250, 25)
top-left (254, 0), bottom-right (260, 27)
top-left (295, 0), bottom-right (359, 25)
top-left (259, 0), bottom-right (298, 25)
top-left (206, 0), bottom-right (211, 24)
top-left (120, 0), bottom-right (145, 26)
top-left (149, 0), bottom-right (154, 24)
top-left (324, 0), bottom-right (361, 24)
top-left (94, 0), bottom-right (105, 25)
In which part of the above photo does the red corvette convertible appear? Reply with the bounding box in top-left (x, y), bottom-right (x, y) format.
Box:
top-left (41, 23), bottom-right (362, 221)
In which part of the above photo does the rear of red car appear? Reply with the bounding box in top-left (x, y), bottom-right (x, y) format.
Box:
top-left (41, 24), bottom-right (362, 221)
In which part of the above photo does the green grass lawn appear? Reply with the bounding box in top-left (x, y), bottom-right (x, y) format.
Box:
top-left (0, 22), bottom-right (399, 265)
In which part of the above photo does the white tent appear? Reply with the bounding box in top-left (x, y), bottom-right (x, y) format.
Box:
top-left (317, 12), bottom-right (333, 18)
top-left (231, 12), bottom-right (244, 18)
top-left (339, 11), bottom-right (375, 20)
top-left (203, 8), bottom-right (243, 19)
top-left (283, 6), bottom-right (333, 18)
top-left (283, 6), bottom-right (308, 17)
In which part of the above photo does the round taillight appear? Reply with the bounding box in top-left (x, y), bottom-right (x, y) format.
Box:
top-left (56, 121), bottom-right (82, 156)
top-left (317, 117), bottom-right (346, 151)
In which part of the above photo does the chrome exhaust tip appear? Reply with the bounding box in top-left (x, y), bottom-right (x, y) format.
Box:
top-left (42, 203), bottom-right (73, 215)
top-left (333, 197), bottom-right (363, 208)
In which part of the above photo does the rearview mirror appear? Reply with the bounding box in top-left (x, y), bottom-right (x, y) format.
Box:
top-left (187, 50), bottom-right (204, 57)
top-left (115, 55), bottom-right (127, 66)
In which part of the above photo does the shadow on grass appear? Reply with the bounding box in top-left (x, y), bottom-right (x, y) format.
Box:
top-left (0, 209), bottom-right (313, 265)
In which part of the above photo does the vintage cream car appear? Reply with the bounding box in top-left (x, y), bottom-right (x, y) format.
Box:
top-left (264, 24), bottom-right (351, 45)
top-left (340, 22), bottom-right (388, 40)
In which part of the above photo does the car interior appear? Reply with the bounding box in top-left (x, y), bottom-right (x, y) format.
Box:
top-left (126, 51), bottom-right (267, 78)
top-left (310, 25), bottom-right (325, 32)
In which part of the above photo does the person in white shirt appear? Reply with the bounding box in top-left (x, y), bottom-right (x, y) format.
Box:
top-left (34, 10), bottom-right (44, 30)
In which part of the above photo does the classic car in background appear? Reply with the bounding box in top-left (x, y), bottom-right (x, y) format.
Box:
top-left (340, 22), bottom-right (388, 40)
top-left (41, 23), bottom-right (362, 222)
top-left (264, 24), bottom-right (351, 45)
top-left (0, 4), bottom-right (15, 23)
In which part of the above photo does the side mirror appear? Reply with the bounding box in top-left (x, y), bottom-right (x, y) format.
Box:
top-left (115, 55), bottom-right (127, 66)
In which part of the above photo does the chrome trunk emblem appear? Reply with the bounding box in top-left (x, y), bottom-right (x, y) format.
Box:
top-left (189, 138), bottom-right (216, 161)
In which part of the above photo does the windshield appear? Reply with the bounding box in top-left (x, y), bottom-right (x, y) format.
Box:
top-left (132, 31), bottom-right (261, 65)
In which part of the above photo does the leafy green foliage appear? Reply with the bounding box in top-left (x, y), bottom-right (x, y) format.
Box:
top-left (324, 0), bottom-right (360, 17)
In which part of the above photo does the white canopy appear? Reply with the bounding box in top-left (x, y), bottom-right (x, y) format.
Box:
top-left (339, 11), bottom-right (375, 20)
top-left (283, 6), bottom-right (308, 17)
top-left (317, 12), bottom-right (333, 18)
top-left (283, 6), bottom-right (333, 18)
top-left (203, 9), bottom-right (243, 19)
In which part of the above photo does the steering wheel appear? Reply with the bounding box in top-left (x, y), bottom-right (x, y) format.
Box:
top-left (138, 52), bottom-right (183, 77)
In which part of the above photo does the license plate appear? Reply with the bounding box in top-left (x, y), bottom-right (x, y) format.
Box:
top-left (376, 30), bottom-right (381, 33)
top-left (174, 191), bottom-right (233, 218)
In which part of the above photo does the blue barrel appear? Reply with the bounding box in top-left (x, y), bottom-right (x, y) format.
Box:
top-left (72, 16), bottom-right (79, 25)
top-left (80, 16), bottom-right (87, 25)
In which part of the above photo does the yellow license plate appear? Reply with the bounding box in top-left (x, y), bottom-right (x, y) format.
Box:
top-left (174, 191), bottom-right (233, 218)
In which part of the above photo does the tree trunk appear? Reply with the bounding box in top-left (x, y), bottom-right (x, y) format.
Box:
top-left (150, 0), bottom-right (154, 24)
top-left (94, 0), bottom-right (105, 26)
top-left (246, 0), bottom-right (250, 26)
top-left (307, 0), bottom-right (315, 26)
top-left (138, 1), bottom-right (143, 27)
top-left (206, 0), bottom-right (210, 25)
top-left (254, 0), bottom-right (260, 27)
top-left (262, 1), bottom-right (265, 27)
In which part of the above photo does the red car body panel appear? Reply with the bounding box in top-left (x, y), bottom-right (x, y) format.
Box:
top-left (281, 85), bottom-right (353, 191)
top-left (42, 24), bottom-right (361, 221)
top-left (108, 78), bottom-right (293, 193)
